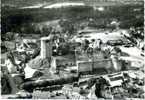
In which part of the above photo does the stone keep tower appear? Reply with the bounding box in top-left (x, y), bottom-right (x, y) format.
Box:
top-left (40, 36), bottom-right (57, 73)
top-left (40, 37), bottom-right (52, 59)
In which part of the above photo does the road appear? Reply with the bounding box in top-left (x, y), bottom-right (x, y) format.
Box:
top-left (119, 46), bottom-right (144, 61)
top-left (74, 29), bottom-right (129, 43)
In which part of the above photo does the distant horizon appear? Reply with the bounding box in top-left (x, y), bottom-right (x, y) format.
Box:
top-left (2, 0), bottom-right (143, 8)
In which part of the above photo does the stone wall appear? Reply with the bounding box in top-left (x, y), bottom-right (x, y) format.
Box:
top-left (77, 59), bottom-right (114, 75)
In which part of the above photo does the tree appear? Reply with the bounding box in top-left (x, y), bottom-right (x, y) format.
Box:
top-left (59, 19), bottom-right (76, 35)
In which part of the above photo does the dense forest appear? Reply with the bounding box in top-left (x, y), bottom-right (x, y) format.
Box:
top-left (1, 4), bottom-right (144, 34)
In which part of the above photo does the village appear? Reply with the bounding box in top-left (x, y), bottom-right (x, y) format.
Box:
top-left (1, 0), bottom-right (144, 99)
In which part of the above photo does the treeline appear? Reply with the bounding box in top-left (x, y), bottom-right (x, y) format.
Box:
top-left (1, 4), bottom-right (144, 34)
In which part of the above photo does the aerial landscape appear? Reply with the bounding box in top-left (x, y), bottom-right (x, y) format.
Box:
top-left (1, 0), bottom-right (144, 99)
